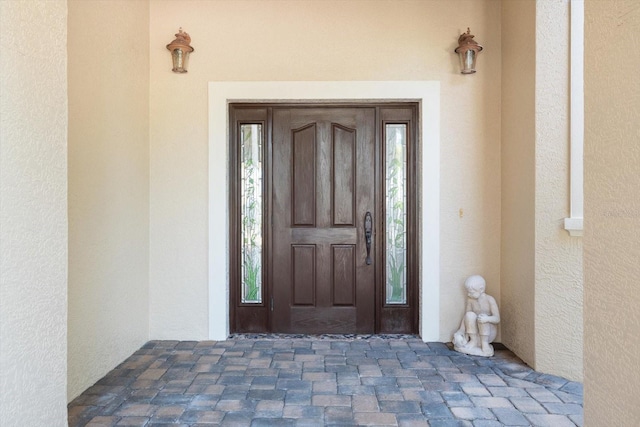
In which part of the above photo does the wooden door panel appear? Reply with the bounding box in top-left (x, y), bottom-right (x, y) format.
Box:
top-left (292, 124), bottom-right (316, 226)
top-left (292, 244), bottom-right (316, 306)
top-left (332, 125), bottom-right (356, 226)
top-left (272, 107), bottom-right (375, 333)
top-left (332, 245), bottom-right (356, 306)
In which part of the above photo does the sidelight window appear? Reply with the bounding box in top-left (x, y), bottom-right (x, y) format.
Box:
top-left (240, 124), bottom-right (263, 303)
top-left (385, 124), bottom-right (407, 305)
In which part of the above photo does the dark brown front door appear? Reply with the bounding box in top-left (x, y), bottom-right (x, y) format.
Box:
top-left (271, 107), bottom-right (376, 333)
top-left (229, 103), bottom-right (418, 335)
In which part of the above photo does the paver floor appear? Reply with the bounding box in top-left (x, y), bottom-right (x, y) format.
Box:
top-left (68, 336), bottom-right (583, 427)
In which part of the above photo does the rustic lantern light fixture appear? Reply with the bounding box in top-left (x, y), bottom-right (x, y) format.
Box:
top-left (455, 28), bottom-right (483, 74)
top-left (166, 28), bottom-right (194, 73)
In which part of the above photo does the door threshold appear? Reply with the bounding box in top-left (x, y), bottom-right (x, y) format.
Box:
top-left (228, 333), bottom-right (420, 340)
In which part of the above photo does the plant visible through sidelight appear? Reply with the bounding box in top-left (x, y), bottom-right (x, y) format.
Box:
top-left (241, 124), bottom-right (263, 303)
top-left (385, 124), bottom-right (407, 304)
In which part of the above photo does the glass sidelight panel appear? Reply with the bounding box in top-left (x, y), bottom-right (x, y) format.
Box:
top-left (240, 124), bottom-right (263, 303)
top-left (385, 124), bottom-right (407, 304)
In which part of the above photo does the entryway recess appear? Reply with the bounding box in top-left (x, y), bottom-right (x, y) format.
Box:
top-left (229, 103), bottom-right (419, 334)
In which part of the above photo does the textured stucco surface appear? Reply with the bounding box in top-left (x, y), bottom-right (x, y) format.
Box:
top-left (534, 0), bottom-right (583, 382)
top-left (67, 0), bottom-right (150, 401)
top-left (501, 0), bottom-right (583, 381)
top-left (0, 1), bottom-right (68, 425)
top-left (500, 0), bottom-right (536, 368)
top-left (584, 0), bottom-right (640, 425)
top-left (149, 0), bottom-right (502, 342)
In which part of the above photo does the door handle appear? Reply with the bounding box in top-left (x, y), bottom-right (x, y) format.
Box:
top-left (364, 211), bottom-right (373, 265)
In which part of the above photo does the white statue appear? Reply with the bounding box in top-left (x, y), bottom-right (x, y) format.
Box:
top-left (453, 275), bottom-right (500, 357)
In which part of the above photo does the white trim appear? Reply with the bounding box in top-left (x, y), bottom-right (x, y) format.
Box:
top-left (564, 217), bottom-right (584, 237)
top-left (565, 0), bottom-right (584, 236)
top-left (208, 81), bottom-right (440, 341)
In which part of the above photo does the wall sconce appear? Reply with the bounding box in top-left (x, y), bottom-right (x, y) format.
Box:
top-left (455, 28), bottom-right (483, 74)
top-left (166, 28), bottom-right (194, 73)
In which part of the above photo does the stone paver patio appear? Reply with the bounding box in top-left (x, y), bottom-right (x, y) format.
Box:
top-left (68, 336), bottom-right (583, 426)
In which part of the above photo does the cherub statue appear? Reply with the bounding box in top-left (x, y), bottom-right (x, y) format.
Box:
top-left (452, 275), bottom-right (500, 357)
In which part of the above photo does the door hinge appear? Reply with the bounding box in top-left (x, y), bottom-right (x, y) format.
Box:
top-left (270, 296), bottom-right (274, 311)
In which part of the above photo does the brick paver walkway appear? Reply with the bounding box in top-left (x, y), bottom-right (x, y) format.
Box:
top-left (67, 336), bottom-right (583, 426)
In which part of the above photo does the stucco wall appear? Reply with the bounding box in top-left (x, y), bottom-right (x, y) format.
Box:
top-left (68, 0), bottom-right (150, 400)
top-left (500, 0), bottom-right (583, 381)
top-left (534, 0), bottom-right (583, 382)
top-left (584, 0), bottom-right (640, 424)
top-left (0, 1), bottom-right (68, 425)
top-left (500, 0), bottom-right (536, 367)
top-left (149, 0), bottom-right (502, 342)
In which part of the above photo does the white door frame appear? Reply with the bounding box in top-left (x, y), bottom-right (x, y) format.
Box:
top-left (208, 81), bottom-right (440, 341)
